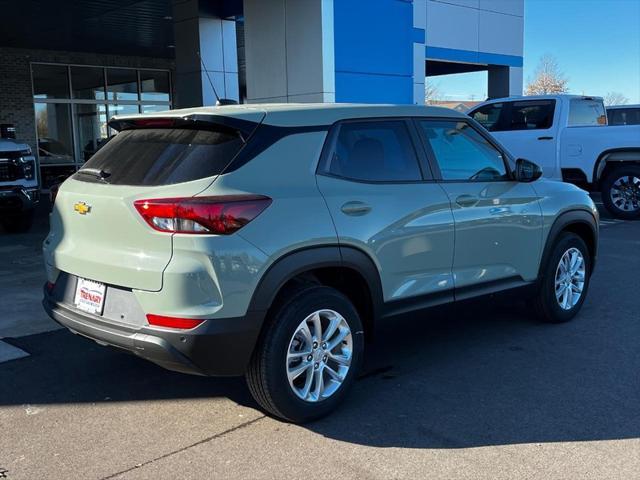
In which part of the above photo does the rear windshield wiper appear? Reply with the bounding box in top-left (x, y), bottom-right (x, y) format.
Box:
top-left (76, 168), bottom-right (112, 183)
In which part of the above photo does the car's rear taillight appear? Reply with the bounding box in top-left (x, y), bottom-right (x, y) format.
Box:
top-left (146, 314), bottom-right (204, 330)
top-left (133, 195), bottom-right (272, 235)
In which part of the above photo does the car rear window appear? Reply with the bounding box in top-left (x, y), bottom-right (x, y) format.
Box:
top-left (568, 99), bottom-right (607, 126)
top-left (74, 127), bottom-right (243, 186)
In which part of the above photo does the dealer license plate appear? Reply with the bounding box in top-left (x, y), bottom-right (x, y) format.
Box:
top-left (74, 277), bottom-right (106, 315)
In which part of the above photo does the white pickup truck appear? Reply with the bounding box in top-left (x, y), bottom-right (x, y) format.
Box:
top-left (468, 95), bottom-right (640, 219)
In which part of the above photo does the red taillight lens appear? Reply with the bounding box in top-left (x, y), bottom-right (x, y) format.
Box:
top-left (146, 314), bottom-right (204, 330)
top-left (133, 195), bottom-right (271, 235)
top-left (45, 281), bottom-right (55, 294)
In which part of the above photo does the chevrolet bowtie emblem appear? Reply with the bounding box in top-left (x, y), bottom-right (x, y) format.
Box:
top-left (74, 202), bottom-right (91, 215)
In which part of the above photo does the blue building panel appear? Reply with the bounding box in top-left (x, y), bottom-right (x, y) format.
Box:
top-left (334, 0), bottom-right (414, 103)
top-left (335, 71), bottom-right (413, 103)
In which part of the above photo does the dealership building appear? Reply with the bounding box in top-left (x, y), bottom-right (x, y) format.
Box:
top-left (0, 0), bottom-right (524, 188)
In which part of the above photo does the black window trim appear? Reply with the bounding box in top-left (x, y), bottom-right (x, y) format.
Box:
top-left (316, 116), bottom-right (433, 185)
top-left (412, 117), bottom-right (516, 183)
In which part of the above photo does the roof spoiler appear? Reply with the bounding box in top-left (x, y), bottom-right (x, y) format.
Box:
top-left (107, 113), bottom-right (262, 143)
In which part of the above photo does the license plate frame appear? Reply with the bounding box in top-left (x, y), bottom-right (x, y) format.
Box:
top-left (74, 277), bottom-right (106, 315)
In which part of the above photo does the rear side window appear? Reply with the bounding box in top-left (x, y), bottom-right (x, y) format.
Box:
top-left (418, 120), bottom-right (508, 181)
top-left (569, 99), bottom-right (607, 126)
top-left (607, 108), bottom-right (640, 126)
top-left (324, 121), bottom-right (423, 182)
top-left (506, 100), bottom-right (555, 130)
top-left (74, 128), bottom-right (243, 186)
top-left (470, 103), bottom-right (504, 131)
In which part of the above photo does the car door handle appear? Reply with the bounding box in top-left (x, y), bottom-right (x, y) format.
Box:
top-left (341, 201), bottom-right (371, 216)
top-left (455, 194), bottom-right (479, 207)
top-left (537, 136), bottom-right (554, 140)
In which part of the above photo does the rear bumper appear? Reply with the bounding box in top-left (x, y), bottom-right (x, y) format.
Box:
top-left (43, 287), bottom-right (265, 377)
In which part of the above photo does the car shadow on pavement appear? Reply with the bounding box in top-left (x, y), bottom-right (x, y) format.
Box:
top-left (2, 295), bottom-right (638, 450)
top-left (308, 297), bottom-right (640, 448)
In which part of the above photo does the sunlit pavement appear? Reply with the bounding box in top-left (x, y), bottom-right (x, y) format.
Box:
top-left (1, 200), bottom-right (638, 479)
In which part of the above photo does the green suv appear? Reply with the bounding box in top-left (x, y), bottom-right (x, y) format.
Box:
top-left (43, 104), bottom-right (598, 423)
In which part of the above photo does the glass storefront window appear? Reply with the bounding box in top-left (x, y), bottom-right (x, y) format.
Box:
top-left (71, 66), bottom-right (106, 100)
top-left (140, 70), bottom-right (170, 102)
top-left (35, 103), bottom-right (74, 164)
top-left (33, 63), bottom-right (171, 189)
top-left (32, 64), bottom-right (69, 99)
top-left (74, 104), bottom-right (109, 162)
top-left (106, 68), bottom-right (139, 101)
top-left (141, 104), bottom-right (172, 114)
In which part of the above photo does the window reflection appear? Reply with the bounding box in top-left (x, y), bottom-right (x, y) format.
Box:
top-left (71, 66), bottom-right (105, 100)
top-left (32, 64), bottom-right (69, 99)
top-left (74, 104), bottom-right (109, 162)
top-left (140, 70), bottom-right (170, 102)
top-left (107, 68), bottom-right (138, 101)
top-left (35, 103), bottom-right (74, 164)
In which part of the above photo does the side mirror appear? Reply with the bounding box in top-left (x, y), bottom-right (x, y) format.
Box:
top-left (515, 158), bottom-right (542, 183)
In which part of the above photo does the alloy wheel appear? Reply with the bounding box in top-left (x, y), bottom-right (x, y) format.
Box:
top-left (610, 175), bottom-right (640, 212)
top-left (554, 247), bottom-right (586, 311)
top-left (286, 309), bottom-right (353, 402)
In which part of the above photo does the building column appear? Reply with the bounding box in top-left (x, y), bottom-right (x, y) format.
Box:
top-left (172, 0), bottom-right (239, 108)
top-left (413, 0), bottom-right (427, 104)
top-left (243, 0), bottom-right (335, 103)
top-left (488, 66), bottom-right (523, 98)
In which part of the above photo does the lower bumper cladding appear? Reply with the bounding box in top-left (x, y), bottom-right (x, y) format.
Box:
top-left (42, 286), bottom-right (265, 377)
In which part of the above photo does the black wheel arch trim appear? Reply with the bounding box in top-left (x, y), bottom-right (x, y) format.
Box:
top-left (538, 209), bottom-right (598, 279)
top-left (247, 245), bottom-right (383, 321)
top-left (592, 148), bottom-right (640, 187)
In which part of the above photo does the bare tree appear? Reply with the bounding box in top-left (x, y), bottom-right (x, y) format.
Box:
top-left (525, 54), bottom-right (569, 95)
top-left (424, 80), bottom-right (441, 105)
top-left (603, 91), bottom-right (629, 106)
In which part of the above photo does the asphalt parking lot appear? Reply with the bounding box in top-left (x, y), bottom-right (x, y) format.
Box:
top-left (1, 198), bottom-right (638, 479)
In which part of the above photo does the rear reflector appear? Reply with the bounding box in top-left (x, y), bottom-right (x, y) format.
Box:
top-left (134, 195), bottom-right (271, 235)
top-left (45, 281), bottom-right (55, 294)
top-left (146, 314), bottom-right (204, 330)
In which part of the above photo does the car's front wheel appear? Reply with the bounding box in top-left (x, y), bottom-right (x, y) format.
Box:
top-left (246, 285), bottom-right (364, 423)
top-left (601, 165), bottom-right (640, 220)
top-left (532, 233), bottom-right (591, 323)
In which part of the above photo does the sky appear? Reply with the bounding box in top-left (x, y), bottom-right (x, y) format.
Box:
top-left (432, 0), bottom-right (640, 103)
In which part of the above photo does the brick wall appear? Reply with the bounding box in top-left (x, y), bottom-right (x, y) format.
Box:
top-left (0, 47), bottom-right (175, 153)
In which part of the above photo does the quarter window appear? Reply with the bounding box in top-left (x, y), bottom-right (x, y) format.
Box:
top-left (418, 120), bottom-right (508, 181)
top-left (325, 121), bottom-right (423, 182)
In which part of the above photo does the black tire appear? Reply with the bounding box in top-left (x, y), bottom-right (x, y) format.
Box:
top-left (601, 165), bottom-right (640, 220)
top-left (246, 285), bottom-right (364, 423)
top-left (531, 233), bottom-right (591, 323)
top-left (2, 210), bottom-right (34, 233)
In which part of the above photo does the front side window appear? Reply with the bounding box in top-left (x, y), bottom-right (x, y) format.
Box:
top-left (506, 100), bottom-right (555, 130)
top-left (470, 103), bottom-right (504, 131)
top-left (569, 99), bottom-right (607, 126)
top-left (418, 120), bottom-right (508, 181)
top-left (324, 121), bottom-right (423, 182)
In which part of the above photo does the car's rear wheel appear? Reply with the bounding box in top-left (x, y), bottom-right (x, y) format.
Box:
top-left (532, 233), bottom-right (591, 323)
top-left (246, 285), bottom-right (364, 423)
top-left (601, 165), bottom-right (640, 220)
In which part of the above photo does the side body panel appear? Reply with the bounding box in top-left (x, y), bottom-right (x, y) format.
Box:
top-left (439, 181), bottom-right (543, 286)
top-left (317, 175), bottom-right (456, 302)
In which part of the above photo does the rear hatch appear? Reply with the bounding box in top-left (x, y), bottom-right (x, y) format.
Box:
top-left (46, 113), bottom-right (263, 291)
